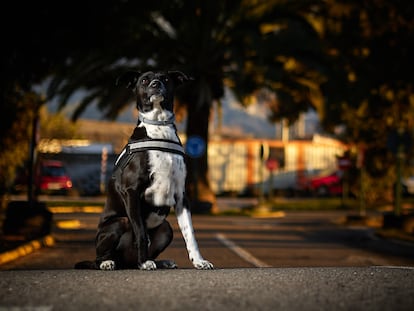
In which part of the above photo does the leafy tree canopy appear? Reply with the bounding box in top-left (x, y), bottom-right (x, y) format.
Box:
top-left (319, 0), bottom-right (414, 148)
top-left (4, 0), bottom-right (412, 201)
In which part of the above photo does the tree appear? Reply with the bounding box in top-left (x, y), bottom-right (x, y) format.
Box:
top-left (319, 0), bottom-right (413, 146)
top-left (0, 92), bottom-right (41, 199)
top-left (43, 0), bottom-right (324, 208)
top-left (315, 0), bottom-right (414, 204)
top-left (39, 107), bottom-right (81, 140)
top-left (0, 0), bottom-right (135, 198)
top-left (1, 1), bottom-right (328, 210)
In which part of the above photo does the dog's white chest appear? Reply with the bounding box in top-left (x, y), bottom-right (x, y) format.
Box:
top-left (141, 122), bottom-right (186, 207)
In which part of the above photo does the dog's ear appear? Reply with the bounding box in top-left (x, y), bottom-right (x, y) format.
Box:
top-left (168, 71), bottom-right (194, 86)
top-left (116, 71), bottom-right (141, 90)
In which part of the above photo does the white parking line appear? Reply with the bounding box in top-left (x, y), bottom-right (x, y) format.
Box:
top-left (0, 306), bottom-right (53, 311)
top-left (372, 266), bottom-right (414, 270)
top-left (215, 233), bottom-right (272, 268)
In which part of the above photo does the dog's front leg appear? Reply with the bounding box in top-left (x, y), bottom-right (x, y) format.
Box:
top-left (175, 198), bottom-right (214, 269)
top-left (125, 190), bottom-right (156, 270)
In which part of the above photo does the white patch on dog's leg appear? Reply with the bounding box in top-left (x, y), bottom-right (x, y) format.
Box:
top-left (175, 204), bottom-right (214, 270)
top-left (100, 260), bottom-right (115, 271)
top-left (140, 260), bottom-right (157, 270)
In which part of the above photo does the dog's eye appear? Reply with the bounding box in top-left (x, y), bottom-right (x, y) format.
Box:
top-left (163, 77), bottom-right (169, 83)
top-left (141, 78), bottom-right (149, 85)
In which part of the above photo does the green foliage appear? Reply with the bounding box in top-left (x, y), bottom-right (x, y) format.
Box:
top-left (37, 0), bottom-right (324, 125)
top-left (39, 107), bottom-right (81, 140)
top-left (310, 0), bottom-right (414, 203)
top-left (0, 92), bottom-right (40, 195)
top-left (319, 0), bottom-right (414, 148)
top-left (0, 94), bottom-right (79, 195)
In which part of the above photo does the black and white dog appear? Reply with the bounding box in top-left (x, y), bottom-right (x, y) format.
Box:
top-left (75, 70), bottom-right (213, 270)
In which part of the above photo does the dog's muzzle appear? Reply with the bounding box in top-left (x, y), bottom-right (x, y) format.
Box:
top-left (148, 79), bottom-right (166, 97)
top-left (149, 79), bottom-right (162, 89)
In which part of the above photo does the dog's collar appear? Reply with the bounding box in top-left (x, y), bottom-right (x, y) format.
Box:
top-left (138, 114), bottom-right (175, 126)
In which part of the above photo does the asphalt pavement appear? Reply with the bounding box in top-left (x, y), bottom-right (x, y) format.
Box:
top-left (1, 267), bottom-right (413, 310)
top-left (1, 196), bottom-right (414, 310)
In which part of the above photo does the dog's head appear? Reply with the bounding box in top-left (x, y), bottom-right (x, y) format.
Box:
top-left (117, 70), bottom-right (192, 114)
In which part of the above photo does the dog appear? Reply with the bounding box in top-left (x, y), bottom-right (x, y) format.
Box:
top-left (75, 70), bottom-right (213, 270)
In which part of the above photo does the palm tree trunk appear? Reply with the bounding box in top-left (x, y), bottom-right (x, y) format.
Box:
top-left (185, 79), bottom-right (217, 213)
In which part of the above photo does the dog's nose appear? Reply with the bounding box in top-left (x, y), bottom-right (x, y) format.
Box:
top-left (149, 79), bottom-right (161, 88)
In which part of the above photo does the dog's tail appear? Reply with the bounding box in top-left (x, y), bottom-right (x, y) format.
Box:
top-left (74, 260), bottom-right (99, 270)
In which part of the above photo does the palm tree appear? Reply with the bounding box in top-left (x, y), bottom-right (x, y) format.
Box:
top-left (47, 0), bottom-right (325, 209)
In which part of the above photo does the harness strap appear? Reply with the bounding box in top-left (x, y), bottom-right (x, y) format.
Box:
top-left (114, 139), bottom-right (185, 167)
top-left (129, 139), bottom-right (185, 155)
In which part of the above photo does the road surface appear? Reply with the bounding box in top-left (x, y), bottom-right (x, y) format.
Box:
top-left (1, 200), bottom-right (414, 310)
top-left (1, 208), bottom-right (414, 269)
top-left (1, 267), bottom-right (414, 310)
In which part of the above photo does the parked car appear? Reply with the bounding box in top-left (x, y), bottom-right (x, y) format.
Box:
top-left (306, 169), bottom-right (343, 197)
top-left (36, 160), bottom-right (73, 195)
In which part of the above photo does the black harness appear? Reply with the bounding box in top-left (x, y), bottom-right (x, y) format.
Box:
top-left (113, 113), bottom-right (185, 171)
top-left (113, 138), bottom-right (185, 171)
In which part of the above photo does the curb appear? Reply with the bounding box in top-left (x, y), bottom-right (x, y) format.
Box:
top-left (249, 203), bottom-right (286, 218)
top-left (0, 235), bottom-right (55, 266)
top-left (48, 206), bottom-right (103, 214)
top-left (250, 210), bottom-right (286, 218)
top-left (0, 205), bottom-right (101, 267)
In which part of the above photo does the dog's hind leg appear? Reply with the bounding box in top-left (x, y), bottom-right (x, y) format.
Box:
top-left (148, 220), bottom-right (176, 268)
top-left (95, 217), bottom-right (129, 270)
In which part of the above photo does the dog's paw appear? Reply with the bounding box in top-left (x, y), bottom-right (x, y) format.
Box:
top-left (140, 260), bottom-right (157, 270)
top-left (156, 259), bottom-right (178, 269)
top-left (100, 260), bottom-right (116, 271)
top-left (193, 259), bottom-right (214, 270)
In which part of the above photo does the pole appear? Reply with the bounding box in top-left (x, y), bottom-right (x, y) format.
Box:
top-left (27, 109), bottom-right (39, 208)
top-left (356, 147), bottom-right (366, 216)
top-left (259, 143), bottom-right (269, 204)
top-left (259, 159), bottom-right (265, 204)
top-left (359, 166), bottom-right (366, 217)
top-left (395, 141), bottom-right (404, 217)
top-left (268, 170), bottom-right (274, 202)
top-left (100, 146), bottom-right (108, 194)
top-left (342, 170), bottom-right (349, 208)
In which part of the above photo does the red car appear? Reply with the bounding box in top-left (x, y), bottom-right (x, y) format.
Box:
top-left (307, 169), bottom-right (343, 197)
top-left (37, 160), bottom-right (73, 194)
